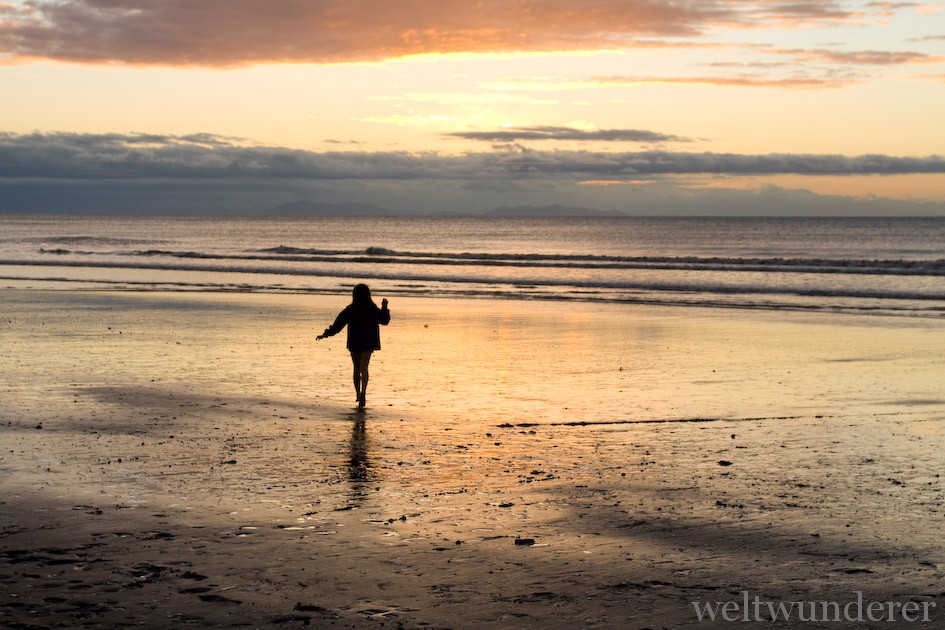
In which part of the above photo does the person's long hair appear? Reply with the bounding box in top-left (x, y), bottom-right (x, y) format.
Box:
top-left (352, 283), bottom-right (375, 308)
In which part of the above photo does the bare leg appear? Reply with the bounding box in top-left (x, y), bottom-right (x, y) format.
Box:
top-left (350, 351), bottom-right (364, 404)
top-left (357, 351), bottom-right (372, 409)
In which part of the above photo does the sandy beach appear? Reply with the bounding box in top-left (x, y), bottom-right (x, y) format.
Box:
top-left (2, 289), bottom-right (944, 628)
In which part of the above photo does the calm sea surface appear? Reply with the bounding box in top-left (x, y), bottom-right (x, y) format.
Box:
top-left (2, 215), bottom-right (944, 317)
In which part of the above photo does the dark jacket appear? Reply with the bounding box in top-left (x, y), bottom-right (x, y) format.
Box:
top-left (323, 302), bottom-right (390, 351)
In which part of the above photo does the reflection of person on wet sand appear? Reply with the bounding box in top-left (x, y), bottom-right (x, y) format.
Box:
top-left (345, 418), bottom-right (374, 507)
top-left (316, 284), bottom-right (390, 410)
top-left (348, 418), bottom-right (370, 482)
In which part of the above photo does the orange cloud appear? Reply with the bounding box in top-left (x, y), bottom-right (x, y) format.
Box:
top-left (592, 74), bottom-right (858, 88)
top-left (0, 0), bottom-right (862, 66)
top-left (775, 47), bottom-right (945, 65)
top-left (487, 73), bottom-right (860, 90)
top-left (863, 2), bottom-right (922, 16)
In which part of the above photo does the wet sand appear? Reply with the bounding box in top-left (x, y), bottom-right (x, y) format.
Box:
top-left (2, 289), bottom-right (944, 628)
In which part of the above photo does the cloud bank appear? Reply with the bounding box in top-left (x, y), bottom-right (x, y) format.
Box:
top-left (2, 132), bottom-right (943, 180)
top-left (0, 0), bottom-right (864, 66)
top-left (2, 132), bottom-right (944, 216)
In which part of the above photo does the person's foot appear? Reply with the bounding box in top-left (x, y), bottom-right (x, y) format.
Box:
top-left (358, 392), bottom-right (366, 409)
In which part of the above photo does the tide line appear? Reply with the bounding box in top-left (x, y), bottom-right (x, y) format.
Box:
top-left (497, 414), bottom-right (825, 428)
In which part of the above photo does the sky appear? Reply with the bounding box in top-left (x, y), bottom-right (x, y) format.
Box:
top-left (1, 0), bottom-right (944, 215)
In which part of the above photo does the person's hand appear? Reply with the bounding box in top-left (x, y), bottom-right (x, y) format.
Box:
top-left (382, 298), bottom-right (389, 308)
top-left (315, 334), bottom-right (325, 341)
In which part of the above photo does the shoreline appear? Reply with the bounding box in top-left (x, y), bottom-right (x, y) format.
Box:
top-left (2, 289), bottom-right (943, 628)
top-left (4, 279), bottom-right (944, 324)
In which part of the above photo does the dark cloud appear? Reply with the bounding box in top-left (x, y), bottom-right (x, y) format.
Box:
top-left (445, 126), bottom-right (690, 143)
top-left (2, 132), bottom-right (944, 182)
top-left (486, 148), bottom-right (945, 176)
top-left (0, 0), bottom-right (860, 66)
top-left (0, 132), bottom-right (450, 180)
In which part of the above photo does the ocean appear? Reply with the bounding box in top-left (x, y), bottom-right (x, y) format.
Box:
top-left (1, 214), bottom-right (944, 317)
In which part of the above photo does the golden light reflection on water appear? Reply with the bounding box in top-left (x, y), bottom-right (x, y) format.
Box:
top-left (4, 290), bottom-right (944, 429)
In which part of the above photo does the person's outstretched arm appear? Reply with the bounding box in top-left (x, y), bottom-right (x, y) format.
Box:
top-left (316, 309), bottom-right (348, 340)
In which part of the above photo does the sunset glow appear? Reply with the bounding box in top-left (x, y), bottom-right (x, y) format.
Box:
top-left (1, 0), bottom-right (944, 214)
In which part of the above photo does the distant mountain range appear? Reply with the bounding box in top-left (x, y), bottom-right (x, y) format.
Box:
top-left (265, 201), bottom-right (391, 216)
top-left (484, 204), bottom-right (624, 217)
top-left (266, 201), bottom-right (623, 217)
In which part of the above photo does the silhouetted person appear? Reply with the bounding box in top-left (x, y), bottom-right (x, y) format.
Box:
top-left (316, 284), bottom-right (390, 410)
